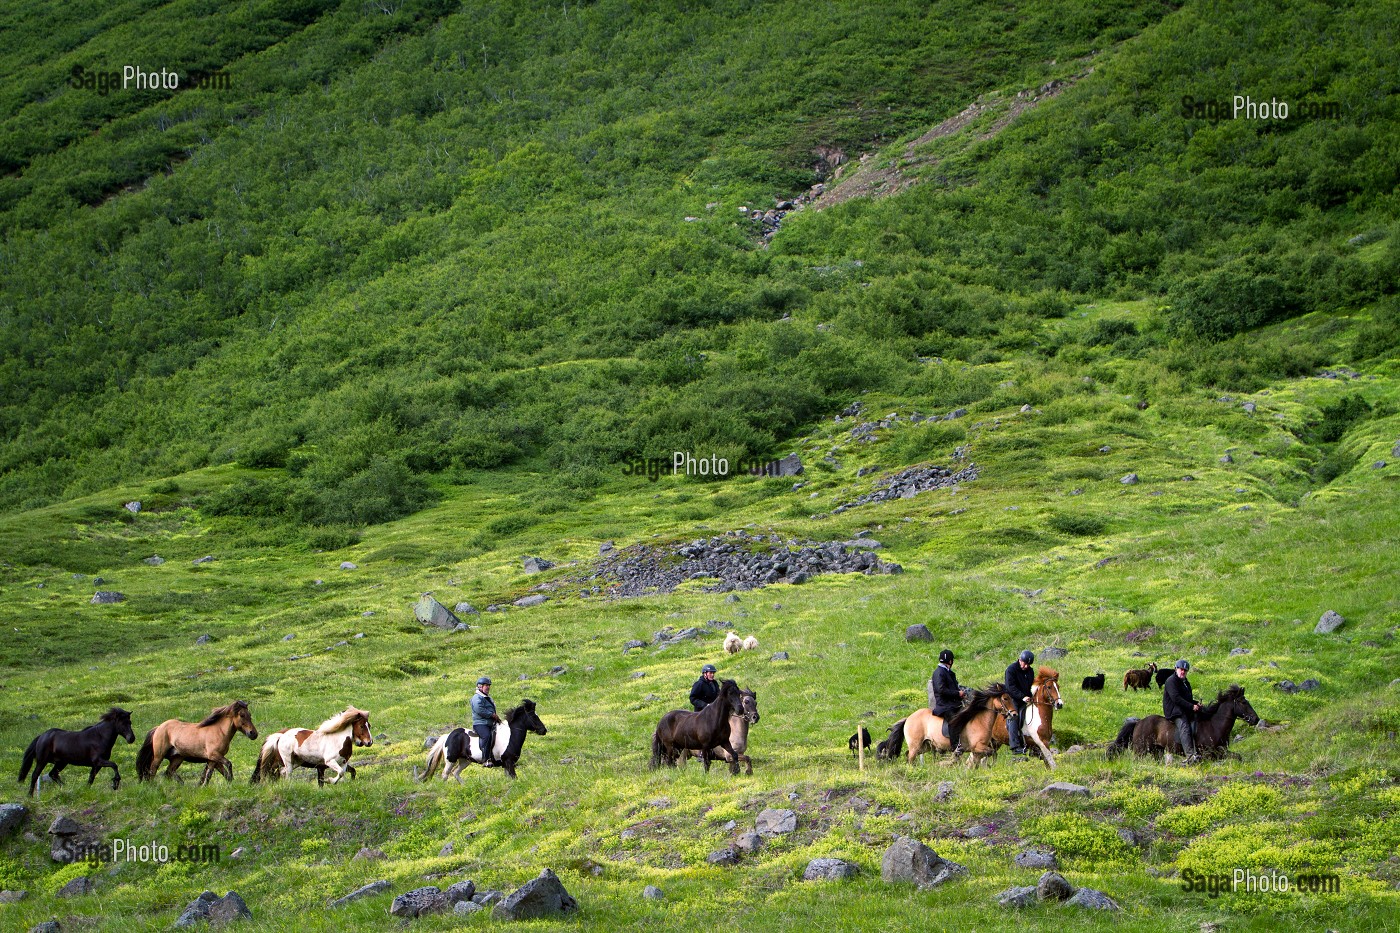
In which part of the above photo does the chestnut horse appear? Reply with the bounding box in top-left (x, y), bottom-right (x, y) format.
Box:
top-left (994, 667), bottom-right (1064, 770)
top-left (251, 707), bottom-right (372, 786)
top-left (136, 700), bottom-right (258, 785)
top-left (888, 685), bottom-right (1018, 769)
top-left (19, 708), bottom-right (136, 796)
top-left (681, 687), bottom-right (760, 774)
top-left (1107, 685), bottom-right (1260, 761)
top-left (650, 678), bottom-right (744, 774)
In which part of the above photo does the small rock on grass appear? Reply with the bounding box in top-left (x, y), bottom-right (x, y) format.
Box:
top-left (803, 858), bottom-right (859, 881)
top-left (1067, 888), bottom-right (1121, 910)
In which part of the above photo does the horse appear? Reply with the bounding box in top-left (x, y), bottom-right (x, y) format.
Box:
top-left (1116, 685), bottom-right (1260, 761)
top-left (681, 687), bottom-right (760, 774)
top-left (251, 707), bottom-right (372, 786)
top-left (995, 667), bottom-right (1064, 770)
top-left (418, 700), bottom-right (548, 782)
top-left (901, 685), bottom-right (1018, 769)
top-left (136, 700), bottom-right (258, 785)
top-left (650, 678), bottom-right (744, 774)
top-left (18, 708), bottom-right (135, 796)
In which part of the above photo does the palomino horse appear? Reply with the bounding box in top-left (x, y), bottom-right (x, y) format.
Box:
top-left (19, 708), bottom-right (136, 796)
top-left (418, 700), bottom-right (548, 782)
top-left (251, 707), bottom-right (372, 786)
top-left (681, 687), bottom-right (760, 774)
top-left (994, 667), bottom-right (1065, 770)
top-left (1108, 685), bottom-right (1259, 761)
top-left (136, 700), bottom-right (258, 785)
top-left (650, 678), bottom-right (744, 774)
top-left (886, 685), bottom-right (1018, 769)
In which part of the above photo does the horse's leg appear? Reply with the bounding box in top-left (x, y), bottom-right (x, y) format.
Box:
top-left (742, 754), bottom-right (752, 776)
top-left (108, 761), bottom-right (122, 790)
top-left (208, 755), bottom-right (232, 783)
top-left (88, 765), bottom-right (100, 785)
top-left (328, 760), bottom-right (347, 784)
top-left (48, 762), bottom-right (66, 784)
top-left (1027, 725), bottom-right (1056, 771)
top-left (316, 766), bottom-right (327, 786)
top-left (717, 740), bottom-right (740, 776)
top-left (345, 764), bottom-right (356, 779)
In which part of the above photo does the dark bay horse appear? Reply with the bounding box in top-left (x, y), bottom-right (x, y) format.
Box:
top-left (651, 678), bottom-right (744, 774)
top-left (136, 700), bottom-right (258, 785)
top-left (418, 700), bottom-right (548, 781)
top-left (19, 708), bottom-right (136, 796)
top-left (1108, 685), bottom-right (1260, 761)
top-left (682, 687), bottom-right (760, 774)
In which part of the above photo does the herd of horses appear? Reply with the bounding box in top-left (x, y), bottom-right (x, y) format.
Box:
top-left (16, 669), bottom-right (1261, 797)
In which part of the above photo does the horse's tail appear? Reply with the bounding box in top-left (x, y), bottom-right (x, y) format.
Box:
top-left (420, 736), bottom-right (445, 781)
top-left (877, 719), bottom-right (907, 760)
top-left (135, 729), bottom-right (156, 781)
top-left (250, 734), bottom-right (276, 784)
top-left (18, 733), bottom-right (41, 782)
top-left (649, 730), bottom-right (663, 770)
top-left (1105, 718), bottom-right (1139, 759)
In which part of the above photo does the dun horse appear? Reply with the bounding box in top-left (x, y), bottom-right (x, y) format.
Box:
top-left (681, 687), bottom-right (760, 774)
top-left (19, 708), bottom-right (135, 796)
top-left (1107, 685), bottom-right (1259, 761)
top-left (252, 707), bottom-right (372, 786)
top-left (885, 685), bottom-right (1017, 769)
top-left (418, 700), bottom-right (548, 782)
top-left (650, 678), bottom-right (744, 774)
top-left (993, 667), bottom-right (1064, 770)
top-left (136, 701), bottom-right (258, 785)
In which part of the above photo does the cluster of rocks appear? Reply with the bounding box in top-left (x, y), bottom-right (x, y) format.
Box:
top-left (996, 870), bottom-right (1119, 911)
top-left (741, 185), bottom-right (828, 243)
top-left (1275, 678), bottom-right (1320, 694)
top-left (579, 530), bottom-right (901, 597)
top-left (846, 408), bottom-right (967, 444)
top-left (833, 463), bottom-right (980, 513)
top-left (388, 871), bottom-right (576, 922)
top-left (174, 891), bottom-right (252, 927)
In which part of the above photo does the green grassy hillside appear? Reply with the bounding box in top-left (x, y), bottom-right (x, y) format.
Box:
top-left (2, 0), bottom-right (1398, 930)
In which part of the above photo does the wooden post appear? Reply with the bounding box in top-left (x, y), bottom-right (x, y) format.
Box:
top-left (857, 721), bottom-right (865, 772)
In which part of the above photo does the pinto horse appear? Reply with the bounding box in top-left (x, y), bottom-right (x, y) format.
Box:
top-left (1120, 684), bottom-right (1260, 761)
top-left (994, 667), bottom-right (1065, 770)
top-left (681, 687), bottom-right (760, 774)
top-left (252, 707), bottom-right (372, 786)
top-left (418, 700), bottom-right (548, 782)
top-left (19, 708), bottom-right (135, 796)
top-left (650, 678), bottom-right (744, 774)
top-left (136, 700), bottom-right (258, 785)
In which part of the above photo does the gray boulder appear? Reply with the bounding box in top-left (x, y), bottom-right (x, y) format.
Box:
top-left (0, 804), bottom-right (28, 838)
top-left (905, 624), bottom-right (934, 642)
top-left (444, 880), bottom-right (476, 904)
top-left (389, 886), bottom-right (446, 918)
top-left (1315, 610), bottom-right (1344, 634)
top-left (881, 836), bottom-right (967, 889)
top-left (770, 651), bottom-right (789, 661)
top-left (513, 595), bottom-right (548, 608)
top-left (454, 602), bottom-right (479, 615)
top-left (340, 562), bottom-right (357, 570)
top-left (144, 555), bottom-right (165, 566)
top-left (1067, 888), bottom-right (1121, 910)
top-left (1014, 849), bottom-right (1057, 870)
top-left (194, 634), bottom-right (211, 645)
top-left (49, 816), bottom-right (79, 837)
top-left (1036, 871), bottom-right (1074, 901)
top-left (734, 832), bottom-right (763, 854)
top-left (175, 891), bottom-right (251, 927)
top-left (124, 501), bottom-right (142, 513)
top-left (1120, 473), bottom-right (1139, 485)
top-left (193, 555), bottom-right (215, 564)
top-left (996, 885), bottom-right (1038, 907)
top-left (803, 858), bottom-right (859, 881)
top-left (755, 808), bottom-right (797, 836)
top-left (773, 453), bottom-right (804, 477)
top-left (522, 556), bottom-right (554, 574)
top-left (707, 848), bottom-right (740, 866)
top-left (326, 881), bottom-right (388, 909)
top-left (454, 900), bottom-right (485, 915)
top-left (642, 885), bottom-right (664, 900)
top-left (31, 922), bottom-right (62, 933)
top-left (493, 869), bottom-right (579, 921)
top-left (414, 595), bottom-right (460, 630)
top-left (1040, 646), bottom-right (1068, 660)
top-left (0, 890), bottom-right (27, 903)
top-left (57, 876), bottom-right (95, 897)
top-left (91, 591), bottom-right (125, 604)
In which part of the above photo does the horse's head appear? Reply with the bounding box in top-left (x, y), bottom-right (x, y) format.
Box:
top-left (107, 707), bottom-right (136, 743)
top-left (513, 699), bottom-right (547, 736)
top-left (738, 689), bottom-right (760, 725)
top-left (1219, 685), bottom-right (1259, 726)
top-left (232, 700), bottom-right (258, 740)
top-left (1034, 670), bottom-right (1064, 711)
top-left (989, 688), bottom-right (1018, 720)
top-left (351, 711), bottom-right (373, 747)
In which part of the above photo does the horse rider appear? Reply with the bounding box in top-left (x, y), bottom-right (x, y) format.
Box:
top-left (690, 663), bottom-right (720, 711)
top-left (1163, 659), bottom-right (1202, 763)
top-left (930, 649), bottom-right (968, 751)
top-left (1004, 649), bottom-right (1036, 759)
top-left (471, 676), bottom-right (504, 768)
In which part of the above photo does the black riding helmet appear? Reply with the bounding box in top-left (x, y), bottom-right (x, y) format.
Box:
top-left (1020, 649), bottom-right (1034, 664)
top-left (938, 649), bottom-right (954, 664)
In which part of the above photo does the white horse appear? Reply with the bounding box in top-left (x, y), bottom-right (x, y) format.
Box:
top-left (251, 707), bottom-right (372, 786)
top-left (1018, 669), bottom-right (1064, 770)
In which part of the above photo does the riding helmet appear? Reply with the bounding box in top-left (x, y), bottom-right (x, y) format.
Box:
top-left (938, 649), bottom-right (954, 664)
top-left (1174, 659), bottom-right (1189, 671)
top-left (701, 664), bottom-right (717, 673)
top-left (477, 676), bottom-right (492, 685)
top-left (1019, 649), bottom-right (1034, 663)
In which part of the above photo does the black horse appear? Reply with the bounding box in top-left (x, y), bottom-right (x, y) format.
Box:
top-left (1107, 685), bottom-right (1260, 760)
top-left (419, 700), bottom-right (548, 781)
top-left (19, 708), bottom-right (136, 796)
top-left (650, 679), bottom-right (743, 774)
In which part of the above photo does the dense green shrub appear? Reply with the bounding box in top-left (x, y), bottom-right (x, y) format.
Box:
top-left (1165, 262), bottom-right (1298, 342)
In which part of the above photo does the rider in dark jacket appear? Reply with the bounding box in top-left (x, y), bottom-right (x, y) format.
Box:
top-left (930, 649), bottom-right (968, 749)
top-left (1004, 650), bottom-right (1036, 757)
top-left (1162, 659), bottom-right (1202, 762)
top-left (471, 676), bottom-right (503, 767)
top-left (689, 664), bottom-right (720, 711)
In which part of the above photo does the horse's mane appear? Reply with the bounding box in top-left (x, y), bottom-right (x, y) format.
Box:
top-left (1034, 667), bottom-right (1059, 685)
top-left (944, 683), bottom-right (1008, 736)
top-left (102, 707), bottom-right (131, 722)
top-left (317, 706), bottom-right (367, 733)
top-left (1201, 684), bottom-right (1246, 718)
top-left (199, 700), bottom-right (248, 726)
top-left (504, 699), bottom-right (537, 720)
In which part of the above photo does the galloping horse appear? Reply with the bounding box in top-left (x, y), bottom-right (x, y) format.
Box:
top-left (1107, 685), bottom-right (1260, 761)
top-left (19, 708), bottom-right (135, 796)
top-left (136, 700), bottom-right (258, 785)
top-left (650, 678), bottom-right (744, 774)
top-left (994, 667), bottom-right (1064, 770)
top-left (252, 707), bottom-right (372, 786)
top-left (887, 685), bottom-right (1017, 769)
top-left (418, 700), bottom-right (548, 782)
top-left (681, 687), bottom-right (760, 774)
